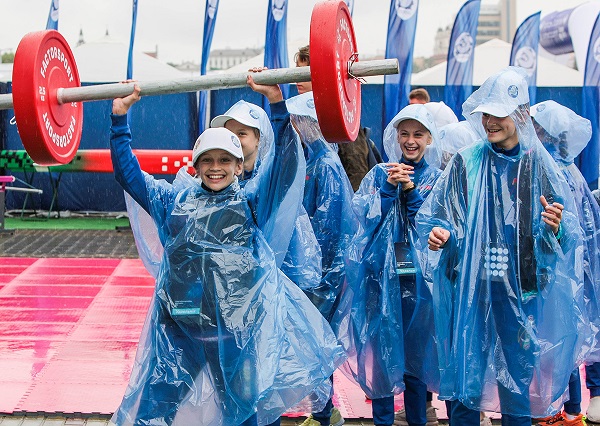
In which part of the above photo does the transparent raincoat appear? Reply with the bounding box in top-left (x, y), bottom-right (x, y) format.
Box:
top-left (438, 121), bottom-right (478, 170)
top-left (333, 104), bottom-right (442, 398)
top-left (532, 100), bottom-right (600, 363)
top-left (285, 92), bottom-right (356, 323)
top-left (214, 101), bottom-right (322, 293)
top-left (415, 67), bottom-right (588, 417)
top-left (125, 100), bottom-right (321, 287)
top-left (110, 101), bottom-right (345, 426)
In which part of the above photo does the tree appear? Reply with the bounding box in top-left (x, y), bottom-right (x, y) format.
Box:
top-left (1, 52), bottom-right (14, 63)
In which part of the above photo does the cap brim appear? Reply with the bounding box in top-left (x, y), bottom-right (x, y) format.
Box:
top-left (210, 115), bottom-right (235, 128)
top-left (471, 104), bottom-right (511, 118)
top-left (194, 146), bottom-right (243, 161)
top-left (392, 116), bottom-right (433, 134)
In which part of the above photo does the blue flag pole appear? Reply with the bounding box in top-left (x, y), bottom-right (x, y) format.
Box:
top-left (578, 12), bottom-right (600, 189)
top-left (509, 12), bottom-right (541, 104)
top-left (46, 0), bottom-right (59, 30)
top-left (126, 0), bottom-right (139, 80)
top-left (444, 0), bottom-right (481, 119)
top-left (383, 0), bottom-right (419, 132)
top-left (198, 0), bottom-right (220, 134)
top-left (263, 0), bottom-right (289, 112)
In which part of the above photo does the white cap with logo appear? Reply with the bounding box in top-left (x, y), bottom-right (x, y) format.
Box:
top-left (210, 101), bottom-right (263, 130)
top-left (470, 67), bottom-right (529, 117)
top-left (192, 127), bottom-right (244, 165)
top-left (424, 101), bottom-right (459, 128)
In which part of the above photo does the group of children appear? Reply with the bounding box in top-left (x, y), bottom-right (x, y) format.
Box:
top-left (106, 56), bottom-right (600, 426)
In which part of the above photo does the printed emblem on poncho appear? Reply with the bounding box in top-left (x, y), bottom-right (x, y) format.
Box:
top-left (249, 109), bottom-right (260, 120)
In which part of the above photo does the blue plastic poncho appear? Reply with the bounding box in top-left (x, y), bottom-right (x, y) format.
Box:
top-left (285, 92), bottom-right (356, 322)
top-left (438, 121), bottom-right (478, 170)
top-left (415, 67), bottom-right (587, 417)
top-left (125, 100), bottom-right (322, 291)
top-left (211, 101), bottom-right (323, 292)
top-left (424, 101), bottom-right (459, 129)
top-left (110, 103), bottom-right (345, 426)
top-left (333, 103), bottom-right (442, 398)
top-left (532, 100), bottom-right (600, 363)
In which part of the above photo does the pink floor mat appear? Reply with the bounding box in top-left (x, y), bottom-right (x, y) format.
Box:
top-left (0, 257), bottom-right (591, 420)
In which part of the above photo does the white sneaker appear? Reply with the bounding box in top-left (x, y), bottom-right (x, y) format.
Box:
top-left (588, 395), bottom-right (600, 423)
top-left (393, 406), bottom-right (439, 426)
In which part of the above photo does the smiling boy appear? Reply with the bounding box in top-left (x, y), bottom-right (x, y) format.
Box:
top-left (416, 67), bottom-right (588, 425)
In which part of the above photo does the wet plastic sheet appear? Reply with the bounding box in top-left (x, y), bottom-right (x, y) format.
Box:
top-left (286, 93), bottom-right (356, 322)
top-left (332, 104), bottom-right (442, 398)
top-left (532, 100), bottom-right (600, 363)
top-left (111, 108), bottom-right (345, 425)
top-left (415, 67), bottom-right (589, 417)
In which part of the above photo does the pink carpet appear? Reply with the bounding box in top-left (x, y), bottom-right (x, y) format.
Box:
top-left (0, 257), bottom-right (591, 420)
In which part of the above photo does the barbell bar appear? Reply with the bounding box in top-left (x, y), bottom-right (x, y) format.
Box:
top-left (0, 60), bottom-right (397, 109)
top-left (4, 0), bottom-right (399, 166)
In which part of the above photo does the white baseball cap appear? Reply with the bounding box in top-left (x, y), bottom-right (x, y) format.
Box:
top-left (286, 92), bottom-right (318, 121)
top-left (471, 67), bottom-right (529, 117)
top-left (391, 103), bottom-right (439, 141)
top-left (424, 101), bottom-right (458, 128)
top-left (210, 101), bottom-right (263, 129)
top-left (192, 127), bottom-right (244, 165)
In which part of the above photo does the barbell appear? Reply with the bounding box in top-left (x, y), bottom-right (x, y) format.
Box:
top-left (2, 0), bottom-right (399, 166)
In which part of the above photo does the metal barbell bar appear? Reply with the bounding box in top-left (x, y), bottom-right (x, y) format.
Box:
top-left (0, 59), bottom-right (398, 110)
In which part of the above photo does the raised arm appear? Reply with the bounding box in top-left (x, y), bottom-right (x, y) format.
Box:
top-left (110, 85), bottom-right (150, 213)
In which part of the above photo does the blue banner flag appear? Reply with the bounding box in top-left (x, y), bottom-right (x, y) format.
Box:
top-left (263, 0), bottom-right (289, 108)
top-left (578, 12), bottom-right (600, 188)
top-left (383, 0), bottom-right (419, 129)
top-left (46, 0), bottom-right (59, 30)
top-left (126, 0), bottom-right (139, 80)
top-left (510, 12), bottom-right (541, 104)
top-left (198, 0), bottom-right (220, 133)
top-left (444, 0), bottom-right (481, 118)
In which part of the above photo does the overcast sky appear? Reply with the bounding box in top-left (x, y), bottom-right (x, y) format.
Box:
top-left (0, 0), bottom-right (594, 65)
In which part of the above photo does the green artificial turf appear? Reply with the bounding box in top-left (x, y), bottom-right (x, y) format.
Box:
top-left (2, 216), bottom-right (131, 230)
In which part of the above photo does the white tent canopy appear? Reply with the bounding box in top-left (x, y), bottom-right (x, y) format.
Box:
top-left (412, 39), bottom-right (583, 87)
top-left (72, 35), bottom-right (186, 83)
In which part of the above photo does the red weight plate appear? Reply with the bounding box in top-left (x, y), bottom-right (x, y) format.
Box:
top-left (12, 30), bottom-right (82, 165)
top-left (310, 0), bottom-right (360, 142)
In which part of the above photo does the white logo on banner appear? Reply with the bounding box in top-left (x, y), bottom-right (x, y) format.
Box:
top-left (272, 0), bottom-right (286, 22)
top-left (453, 32), bottom-right (474, 63)
top-left (594, 37), bottom-right (600, 64)
top-left (514, 46), bottom-right (537, 77)
top-left (207, 0), bottom-right (218, 19)
top-left (395, 0), bottom-right (418, 20)
top-left (50, 0), bottom-right (59, 21)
